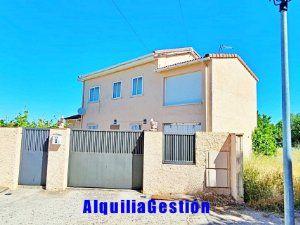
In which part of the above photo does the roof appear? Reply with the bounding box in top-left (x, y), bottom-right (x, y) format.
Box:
top-left (79, 47), bottom-right (200, 81)
top-left (79, 53), bottom-right (153, 81)
top-left (153, 47), bottom-right (200, 58)
top-left (78, 48), bottom-right (258, 82)
top-left (65, 114), bottom-right (81, 120)
top-left (156, 53), bottom-right (258, 81)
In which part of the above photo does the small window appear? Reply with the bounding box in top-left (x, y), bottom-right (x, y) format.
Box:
top-left (132, 77), bottom-right (143, 96)
top-left (89, 87), bottom-right (100, 102)
top-left (87, 124), bottom-right (99, 130)
top-left (112, 82), bottom-right (121, 99)
top-left (130, 123), bottom-right (142, 131)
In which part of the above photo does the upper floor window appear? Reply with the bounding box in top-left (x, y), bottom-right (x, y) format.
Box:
top-left (164, 73), bottom-right (202, 106)
top-left (112, 82), bottom-right (121, 99)
top-left (132, 76), bottom-right (143, 96)
top-left (89, 86), bottom-right (100, 103)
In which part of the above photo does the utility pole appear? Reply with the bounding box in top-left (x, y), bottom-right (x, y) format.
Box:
top-left (271, 0), bottom-right (294, 224)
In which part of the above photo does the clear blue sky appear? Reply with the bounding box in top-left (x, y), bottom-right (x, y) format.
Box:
top-left (0, 0), bottom-right (299, 122)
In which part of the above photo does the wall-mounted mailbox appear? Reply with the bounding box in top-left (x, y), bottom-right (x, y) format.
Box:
top-left (51, 134), bottom-right (62, 145)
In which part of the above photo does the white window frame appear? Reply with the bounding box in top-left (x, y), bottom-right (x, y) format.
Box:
top-left (87, 124), bottom-right (99, 130)
top-left (131, 76), bottom-right (143, 97)
top-left (112, 81), bottom-right (122, 99)
top-left (88, 86), bottom-right (100, 103)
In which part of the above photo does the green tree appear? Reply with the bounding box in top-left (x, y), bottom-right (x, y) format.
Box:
top-left (274, 113), bottom-right (300, 147)
top-left (274, 121), bottom-right (283, 147)
top-left (291, 113), bottom-right (300, 147)
top-left (0, 111), bottom-right (57, 128)
top-left (252, 114), bottom-right (277, 156)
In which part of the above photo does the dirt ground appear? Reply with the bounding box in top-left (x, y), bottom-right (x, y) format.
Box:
top-left (0, 186), bottom-right (292, 225)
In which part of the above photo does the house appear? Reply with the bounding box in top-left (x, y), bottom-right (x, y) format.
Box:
top-left (71, 47), bottom-right (257, 155)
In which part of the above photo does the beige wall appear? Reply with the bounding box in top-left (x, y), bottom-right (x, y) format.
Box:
top-left (80, 54), bottom-right (257, 155)
top-left (143, 131), bottom-right (243, 199)
top-left (210, 58), bottom-right (257, 156)
top-left (0, 128), bottom-right (22, 189)
top-left (46, 129), bottom-right (70, 191)
top-left (157, 53), bottom-right (195, 68)
top-left (82, 61), bottom-right (206, 131)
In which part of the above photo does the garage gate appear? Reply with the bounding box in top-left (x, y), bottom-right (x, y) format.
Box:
top-left (68, 130), bottom-right (144, 189)
top-left (19, 128), bottom-right (49, 186)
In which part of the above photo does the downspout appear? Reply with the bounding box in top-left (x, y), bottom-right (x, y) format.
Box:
top-left (80, 80), bottom-right (85, 129)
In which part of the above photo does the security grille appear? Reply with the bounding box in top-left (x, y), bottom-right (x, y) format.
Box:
top-left (163, 134), bottom-right (195, 164)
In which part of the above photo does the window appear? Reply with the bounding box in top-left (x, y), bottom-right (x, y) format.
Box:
top-left (87, 124), bottom-right (99, 130)
top-left (130, 123), bottom-right (142, 131)
top-left (164, 73), bottom-right (202, 106)
top-left (89, 87), bottom-right (100, 102)
top-left (132, 77), bottom-right (143, 96)
top-left (112, 82), bottom-right (121, 99)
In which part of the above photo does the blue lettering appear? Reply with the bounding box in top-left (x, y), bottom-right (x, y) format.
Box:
top-left (158, 202), bottom-right (167, 213)
top-left (94, 200), bottom-right (98, 213)
top-left (110, 202), bottom-right (118, 213)
top-left (179, 201), bottom-right (184, 213)
top-left (148, 200), bottom-right (156, 213)
top-left (201, 201), bottom-right (210, 214)
top-left (99, 202), bottom-right (108, 215)
top-left (191, 201), bottom-right (199, 214)
top-left (83, 200), bottom-right (92, 213)
top-left (169, 202), bottom-right (177, 213)
top-left (131, 200), bottom-right (136, 213)
top-left (137, 202), bottom-right (146, 213)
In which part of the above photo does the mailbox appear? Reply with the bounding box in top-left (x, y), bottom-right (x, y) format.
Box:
top-left (51, 134), bottom-right (62, 145)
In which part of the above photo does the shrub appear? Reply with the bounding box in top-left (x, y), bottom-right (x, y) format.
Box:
top-left (244, 155), bottom-right (300, 213)
top-left (252, 114), bottom-right (277, 156)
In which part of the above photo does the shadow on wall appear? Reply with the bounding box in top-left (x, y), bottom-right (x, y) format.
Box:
top-left (203, 135), bottom-right (231, 195)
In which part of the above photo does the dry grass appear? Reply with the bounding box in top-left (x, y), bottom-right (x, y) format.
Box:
top-left (244, 148), bottom-right (300, 212)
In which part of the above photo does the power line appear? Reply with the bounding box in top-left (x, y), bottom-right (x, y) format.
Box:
top-left (110, 0), bottom-right (150, 52)
top-left (178, 0), bottom-right (189, 46)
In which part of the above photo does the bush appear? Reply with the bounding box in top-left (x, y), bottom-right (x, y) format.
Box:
top-left (244, 155), bottom-right (300, 213)
top-left (252, 114), bottom-right (277, 156)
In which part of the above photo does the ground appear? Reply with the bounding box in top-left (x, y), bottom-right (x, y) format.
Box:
top-left (0, 186), bottom-right (288, 225)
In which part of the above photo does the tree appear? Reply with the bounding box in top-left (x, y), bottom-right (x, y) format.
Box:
top-left (0, 111), bottom-right (57, 128)
top-left (252, 114), bottom-right (277, 156)
top-left (274, 113), bottom-right (300, 148)
top-left (291, 113), bottom-right (300, 147)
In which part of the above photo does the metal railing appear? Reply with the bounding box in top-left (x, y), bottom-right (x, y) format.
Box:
top-left (163, 134), bottom-right (195, 164)
top-left (70, 130), bottom-right (144, 154)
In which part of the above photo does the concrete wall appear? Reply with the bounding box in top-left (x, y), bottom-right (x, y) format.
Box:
top-left (210, 58), bottom-right (257, 156)
top-left (46, 129), bottom-right (70, 191)
top-left (82, 61), bottom-right (206, 131)
top-left (0, 128), bottom-right (22, 189)
top-left (143, 131), bottom-right (243, 200)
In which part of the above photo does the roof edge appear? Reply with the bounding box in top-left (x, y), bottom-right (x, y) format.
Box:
top-left (204, 54), bottom-right (259, 81)
top-left (79, 53), bottom-right (154, 81)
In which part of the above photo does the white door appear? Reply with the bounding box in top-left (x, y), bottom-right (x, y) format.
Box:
top-left (163, 123), bottom-right (202, 134)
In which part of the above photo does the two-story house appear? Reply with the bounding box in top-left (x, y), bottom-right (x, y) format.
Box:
top-left (74, 47), bottom-right (258, 155)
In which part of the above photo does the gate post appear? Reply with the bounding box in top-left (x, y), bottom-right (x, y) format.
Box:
top-left (46, 128), bottom-right (71, 191)
top-left (0, 127), bottom-right (23, 190)
top-left (230, 133), bottom-right (244, 202)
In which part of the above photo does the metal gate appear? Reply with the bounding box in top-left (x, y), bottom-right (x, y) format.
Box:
top-left (68, 130), bottom-right (144, 189)
top-left (19, 128), bottom-right (49, 186)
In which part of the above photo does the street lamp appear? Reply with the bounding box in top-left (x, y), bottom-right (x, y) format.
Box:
top-left (270, 0), bottom-right (295, 224)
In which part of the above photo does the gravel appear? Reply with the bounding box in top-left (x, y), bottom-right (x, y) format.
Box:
top-left (0, 186), bottom-right (286, 225)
